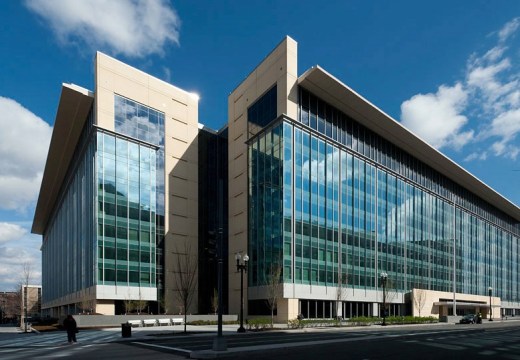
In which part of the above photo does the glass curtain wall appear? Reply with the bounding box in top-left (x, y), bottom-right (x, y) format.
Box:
top-left (96, 131), bottom-right (157, 288)
top-left (42, 112), bottom-right (96, 305)
top-left (248, 88), bottom-right (520, 304)
top-left (113, 95), bottom-right (165, 298)
top-left (249, 123), bottom-right (284, 286)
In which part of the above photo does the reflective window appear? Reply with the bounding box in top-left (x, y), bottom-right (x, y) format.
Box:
top-left (97, 132), bottom-right (156, 287)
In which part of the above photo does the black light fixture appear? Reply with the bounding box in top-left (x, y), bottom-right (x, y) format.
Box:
top-left (236, 252), bottom-right (249, 333)
top-left (380, 272), bottom-right (388, 326)
top-left (488, 286), bottom-right (493, 321)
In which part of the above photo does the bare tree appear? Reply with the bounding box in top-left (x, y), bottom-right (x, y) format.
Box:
top-left (266, 264), bottom-right (282, 327)
top-left (79, 294), bottom-right (96, 315)
top-left (135, 288), bottom-right (148, 315)
top-left (413, 288), bottom-right (427, 317)
top-left (380, 275), bottom-right (399, 318)
top-left (335, 271), bottom-right (349, 319)
top-left (123, 289), bottom-right (135, 315)
top-left (173, 241), bottom-right (198, 333)
top-left (211, 288), bottom-right (218, 315)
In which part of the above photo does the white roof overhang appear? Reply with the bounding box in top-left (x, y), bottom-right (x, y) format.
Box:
top-left (32, 84), bottom-right (94, 235)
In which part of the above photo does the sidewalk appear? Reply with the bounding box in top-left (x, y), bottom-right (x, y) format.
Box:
top-left (0, 325), bottom-right (21, 334)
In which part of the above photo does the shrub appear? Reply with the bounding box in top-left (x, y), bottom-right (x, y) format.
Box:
top-left (247, 317), bottom-right (272, 330)
top-left (187, 320), bottom-right (238, 326)
top-left (347, 316), bottom-right (376, 326)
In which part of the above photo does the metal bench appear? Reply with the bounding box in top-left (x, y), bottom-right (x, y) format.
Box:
top-left (171, 318), bottom-right (184, 325)
top-left (157, 318), bottom-right (171, 326)
top-left (143, 319), bottom-right (157, 327)
top-left (127, 320), bottom-right (142, 327)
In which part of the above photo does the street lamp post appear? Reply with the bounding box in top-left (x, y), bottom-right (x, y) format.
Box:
top-left (212, 228), bottom-right (227, 351)
top-left (380, 272), bottom-right (388, 326)
top-left (235, 253), bottom-right (249, 333)
top-left (488, 287), bottom-right (493, 321)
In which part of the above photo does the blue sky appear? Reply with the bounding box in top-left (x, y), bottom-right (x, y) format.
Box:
top-left (0, 0), bottom-right (519, 291)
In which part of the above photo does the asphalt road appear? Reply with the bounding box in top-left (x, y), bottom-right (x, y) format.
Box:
top-left (1, 321), bottom-right (520, 359)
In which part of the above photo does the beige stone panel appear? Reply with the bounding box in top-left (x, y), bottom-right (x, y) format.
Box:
top-left (147, 91), bottom-right (172, 115)
top-left (170, 100), bottom-right (189, 124)
top-left (257, 60), bottom-right (285, 95)
top-left (170, 194), bottom-right (188, 216)
top-left (167, 119), bottom-right (189, 143)
top-left (232, 118), bottom-right (247, 143)
top-left (96, 67), bottom-right (116, 92)
top-left (185, 199), bottom-right (198, 219)
top-left (169, 214), bottom-right (190, 236)
top-left (95, 88), bottom-right (115, 131)
top-left (228, 190), bottom-right (245, 219)
top-left (149, 78), bottom-right (187, 101)
top-left (286, 73), bottom-right (299, 119)
top-left (254, 39), bottom-right (289, 81)
top-left (231, 211), bottom-right (247, 236)
top-left (185, 162), bottom-right (199, 183)
top-left (276, 298), bottom-right (298, 322)
top-left (95, 301), bottom-right (115, 315)
top-left (169, 158), bottom-right (189, 180)
top-left (230, 160), bottom-right (245, 183)
top-left (277, 74), bottom-right (299, 119)
top-left (112, 75), bottom-right (149, 105)
top-left (96, 108), bottom-right (115, 132)
top-left (169, 175), bottom-right (191, 197)
top-left (230, 174), bottom-right (247, 198)
top-left (179, 139), bottom-right (198, 164)
top-left (98, 53), bottom-right (149, 87)
top-left (233, 94), bottom-right (246, 122)
top-left (168, 137), bottom-right (190, 159)
top-left (186, 102), bottom-right (199, 127)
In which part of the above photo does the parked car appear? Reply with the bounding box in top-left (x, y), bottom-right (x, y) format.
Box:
top-left (459, 314), bottom-right (476, 324)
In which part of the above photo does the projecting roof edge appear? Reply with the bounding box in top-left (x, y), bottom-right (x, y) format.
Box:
top-left (32, 84), bottom-right (94, 235)
top-left (298, 66), bottom-right (520, 222)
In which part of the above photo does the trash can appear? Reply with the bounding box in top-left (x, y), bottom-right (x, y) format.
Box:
top-left (121, 323), bottom-right (131, 338)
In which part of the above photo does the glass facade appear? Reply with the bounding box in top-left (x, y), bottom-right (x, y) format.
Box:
top-left (96, 131), bottom-right (157, 287)
top-left (248, 86), bottom-right (520, 308)
top-left (114, 95), bottom-right (165, 295)
top-left (41, 112), bottom-right (96, 304)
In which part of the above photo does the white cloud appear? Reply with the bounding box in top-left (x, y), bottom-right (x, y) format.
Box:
top-left (400, 83), bottom-right (472, 149)
top-left (0, 226), bottom-right (41, 290)
top-left (0, 223), bottom-right (27, 244)
top-left (25, 0), bottom-right (181, 58)
top-left (498, 17), bottom-right (520, 43)
top-left (0, 97), bottom-right (52, 212)
top-left (400, 17), bottom-right (520, 162)
top-left (464, 151), bottom-right (488, 162)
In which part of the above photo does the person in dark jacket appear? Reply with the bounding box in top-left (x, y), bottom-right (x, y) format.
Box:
top-left (63, 315), bottom-right (78, 344)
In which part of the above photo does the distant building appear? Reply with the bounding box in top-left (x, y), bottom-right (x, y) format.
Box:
top-left (34, 37), bottom-right (519, 320)
top-left (20, 285), bottom-right (41, 325)
top-left (0, 291), bottom-right (19, 323)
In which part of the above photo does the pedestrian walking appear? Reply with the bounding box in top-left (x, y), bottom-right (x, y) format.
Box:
top-left (63, 314), bottom-right (78, 344)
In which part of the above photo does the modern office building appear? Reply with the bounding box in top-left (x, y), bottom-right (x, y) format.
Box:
top-left (34, 37), bottom-right (519, 321)
top-left (228, 37), bottom-right (520, 321)
top-left (32, 52), bottom-right (206, 316)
